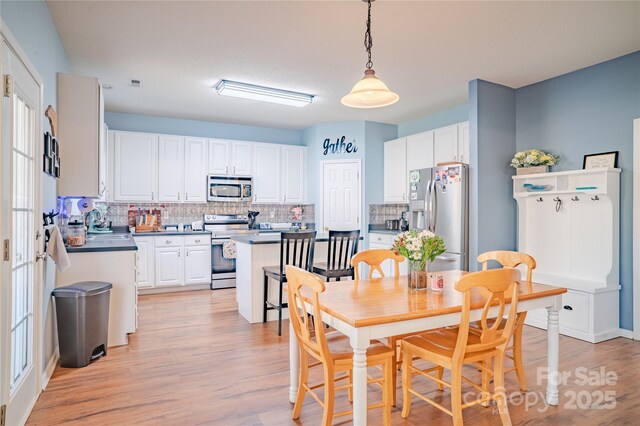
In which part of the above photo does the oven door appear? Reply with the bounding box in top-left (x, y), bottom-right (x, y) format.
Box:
top-left (211, 238), bottom-right (236, 289)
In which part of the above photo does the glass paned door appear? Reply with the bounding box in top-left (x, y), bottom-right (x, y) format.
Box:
top-left (10, 93), bottom-right (35, 391)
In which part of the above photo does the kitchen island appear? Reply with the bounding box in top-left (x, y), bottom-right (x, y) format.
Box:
top-left (55, 231), bottom-right (138, 347)
top-left (234, 233), bottom-right (332, 323)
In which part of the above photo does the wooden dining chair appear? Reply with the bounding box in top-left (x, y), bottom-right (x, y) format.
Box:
top-left (400, 268), bottom-right (520, 426)
top-left (350, 248), bottom-right (405, 280)
top-left (313, 230), bottom-right (360, 281)
top-left (474, 250), bottom-right (536, 392)
top-left (263, 231), bottom-right (316, 336)
top-left (286, 265), bottom-right (394, 426)
top-left (350, 248), bottom-right (405, 406)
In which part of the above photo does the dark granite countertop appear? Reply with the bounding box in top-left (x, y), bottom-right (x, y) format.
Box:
top-left (368, 224), bottom-right (406, 235)
top-left (132, 230), bottom-right (211, 237)
top-left (234, 232), bottom-right (362, 245)
top-left (65, 232), bottom-right (138, 253)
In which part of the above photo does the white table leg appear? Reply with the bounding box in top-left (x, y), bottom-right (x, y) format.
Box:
top-left (546, 296), bottom-right (561, 406)
top-left (351, 331), bottom-right (370, 425)
top-left (289, 320), bottom-right (299, 403)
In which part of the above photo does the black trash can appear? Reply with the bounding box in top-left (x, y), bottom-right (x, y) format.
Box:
top-left (52, 281), bottom-right (112, 368)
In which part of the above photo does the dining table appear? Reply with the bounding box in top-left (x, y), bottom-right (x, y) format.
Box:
top-left (288, 269), bottom-right (567, 425)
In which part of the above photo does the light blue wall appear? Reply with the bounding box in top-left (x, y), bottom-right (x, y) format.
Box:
top-left (469, 80), bottom-right (518, 271)
top-left (2, 0), bottom-right (71, 370)
top-left (397, 104), bottom-right (469, 137)
top-left (105, 112), bottom-right (302, 145)
top-left (364, 121), bottom-right (397, 206)
top-left (516, 51), bottom-right (640, 330)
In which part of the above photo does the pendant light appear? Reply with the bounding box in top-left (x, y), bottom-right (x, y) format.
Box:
top-left (341, 0), bottom-right (399, 108)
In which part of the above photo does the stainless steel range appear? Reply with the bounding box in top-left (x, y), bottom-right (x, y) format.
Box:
top-left (204, 214), bottom-right (258, 289)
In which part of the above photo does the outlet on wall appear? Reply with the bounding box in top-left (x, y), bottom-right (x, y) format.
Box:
top-left (270, 211), bottom-right (275, 219)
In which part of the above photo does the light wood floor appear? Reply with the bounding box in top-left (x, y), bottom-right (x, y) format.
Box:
top-left (28, 289), bottom-right (640, 425)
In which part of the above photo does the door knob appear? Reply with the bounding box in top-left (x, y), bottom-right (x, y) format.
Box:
top-left (324, 227), bottom-right (329, 231)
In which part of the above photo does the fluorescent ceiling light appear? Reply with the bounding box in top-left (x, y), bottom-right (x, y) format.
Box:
top-left (214, 80), bottom-right (313, 107)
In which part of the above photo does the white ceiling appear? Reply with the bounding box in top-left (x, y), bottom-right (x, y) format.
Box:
top-left (47, 1), bottom-right (640, 130)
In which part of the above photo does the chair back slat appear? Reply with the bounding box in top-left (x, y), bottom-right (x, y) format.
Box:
top-left (286, 265), bottom-right (332, 363)
top-left (280, 231), bottom-right (316, 275)
top-left (478, 250), bottom-right (536, 292)
top-left (351, 248), bottom-right (404, 280)
top-left (452, 268), bottom-right (520, 360)
top-left (325, 230), bottom-right (360, 273)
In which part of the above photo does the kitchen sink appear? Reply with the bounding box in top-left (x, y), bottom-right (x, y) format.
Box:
top-left (86, 234), bottom-right (131, 241)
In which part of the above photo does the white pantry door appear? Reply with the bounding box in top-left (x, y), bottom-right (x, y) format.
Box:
top-left (321, 161), bottom-right (361, 231)
top-left (1, 33), bottom-right (44, 425)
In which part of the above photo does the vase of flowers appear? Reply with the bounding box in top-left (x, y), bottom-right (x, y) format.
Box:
top-left (510, 149), bottom-right (559, 175)
top-left (392, 230), bottom-right (446, 290)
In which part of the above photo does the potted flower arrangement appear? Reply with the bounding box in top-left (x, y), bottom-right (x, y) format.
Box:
top-left (391, 230), bottom-right (445, 290)
top-left (510, 149), bottom-right (559, 175)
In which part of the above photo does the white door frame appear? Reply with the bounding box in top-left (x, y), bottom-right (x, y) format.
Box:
top-left (319, 159), bottom-right (362, 234)
top-left (633, 118), bottom-right (640, 340)
top-left (1, 20), bottom-right (45, 423)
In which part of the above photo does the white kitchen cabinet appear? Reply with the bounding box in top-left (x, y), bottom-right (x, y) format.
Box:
top-left (134, 237), bottom-right (155, 289)
top-left (253, 143), bottom-right (281, 203)
top-left (184, 137), bottom-right (209, 202)
top-left (185, 245), bottom-right (211, 285)
top-left (434, 125), bottom-right (459, 165)
top-left (458, 122), bottom-right (470, 164)
top-left (281, 146), bottom-right (307, 204)
top-left (383, 138), bottom-right (408, 203)
top-left (57, 73), bottom-right (105, 198)
top-left (208, 139), bottom-right (253, 176)
top-left (113, 131), bottom-right (158, 202)
top-left (406, 131), bottom-right (434, 172)
top-left (158, 135), bottom-right (184, 202)
top-left (369, 232), bottom-right (408, 277)
top-left (231, 142), bottom-right (253, 175)
top-left (98, 123), bottom-right (109, 201)
top-left (155, 246), bottom-right (184, 287)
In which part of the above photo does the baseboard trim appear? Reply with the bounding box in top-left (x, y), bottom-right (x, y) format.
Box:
top-left (41, 349), bottom-right (59, 390)
top-left (618, 328), bottom-right (634, 339)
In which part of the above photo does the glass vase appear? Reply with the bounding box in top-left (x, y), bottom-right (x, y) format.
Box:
top-left (408, 260), bottom-right (428, 291)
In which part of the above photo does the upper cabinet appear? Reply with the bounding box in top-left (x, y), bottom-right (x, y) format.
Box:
top-left (383, 138), bottom-right (408, 204)
top-left (252, 144), bottom-right (281, 203)
top-left (458, 122), bottom-right (470, 164)
top-left (433, 125), bottom-right (458, 165)
top-left (183, 137), bottom-right (208, 202)
top-left (208, 139), bottom-right (253, 176)
top-left (281, 146), bottom-right (307, 204)
top-left (158, 135), bottom-right (184, 202)
top-left (57, 73), bottom-right (105, 198)
top-left (406, 131), bottom-right (435, 172)
top-left (113, 132), bottom-right (158, 202)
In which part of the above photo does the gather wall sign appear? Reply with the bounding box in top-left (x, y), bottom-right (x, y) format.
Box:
top-left (323, 136), bottom-right (359, 156)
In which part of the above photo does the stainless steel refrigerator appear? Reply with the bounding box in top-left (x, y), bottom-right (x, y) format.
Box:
top-left (408, 164), bottom-right (469, 271)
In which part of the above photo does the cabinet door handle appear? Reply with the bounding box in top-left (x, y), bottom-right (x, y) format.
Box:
top-left (284, 195), bottom-right (286, 203)
top-left (226, 165), bottom-right (229, 174)
top-left (166, 240), bottom-right (172, 244)
top-left (186, 193), bottom-right (188, 201)
top-left (178, 250), bottom-right (181, 258)
top-left (178, 193), bottom-right (180, 201)
top-left (195, 239), bottom-right (200, 243)
top-left (377, 237), bottom-right (382, 241)
top-left (186, 249), bottom-right (189, 257)
top-left (152, 191), bottom-right (155, 201)
top-left (233, 166), bottom-right (236, 174)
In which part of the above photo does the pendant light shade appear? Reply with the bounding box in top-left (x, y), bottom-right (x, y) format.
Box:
top-left (342, 0), bottom-right (399, 109)
top-left (341, 69), bottom-right (399, 108)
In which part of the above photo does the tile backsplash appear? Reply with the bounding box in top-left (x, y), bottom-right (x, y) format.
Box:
top-left (368, 204), bottom-right (409, 224)
top-left (101, 202), bottom-right (314, 227)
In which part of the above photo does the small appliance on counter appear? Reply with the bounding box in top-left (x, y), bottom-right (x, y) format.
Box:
top-left (385, 219), bottom-right (399, 230)
top-left (400, 211), bottom-right (409, 231)
top-left (248, 210), bottom-right (260, 229)
top-left (87, 205), bottom-right (112, 234)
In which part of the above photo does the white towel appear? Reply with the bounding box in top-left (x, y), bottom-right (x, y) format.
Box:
top-left (223, 240), bottom-right (236, 259)
top-left (46, 225), bottom-right (70, 271)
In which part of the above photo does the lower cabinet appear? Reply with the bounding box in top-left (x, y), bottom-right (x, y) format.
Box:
top-left (369, 232), bottom-right (408, 277)
top-left (134, 235), bottom-right (211, 291)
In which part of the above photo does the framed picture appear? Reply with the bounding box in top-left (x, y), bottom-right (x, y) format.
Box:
top-left (583, 151), bottom-right (618, 169)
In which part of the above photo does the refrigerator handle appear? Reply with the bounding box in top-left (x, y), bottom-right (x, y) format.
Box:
top-left (430, 179), bottom-right (438, 232)
top-left (425, 179), bottom-right (432, 231)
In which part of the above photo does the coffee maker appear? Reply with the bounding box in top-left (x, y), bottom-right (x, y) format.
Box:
top-left (400, 211), bottom-right (409, 231)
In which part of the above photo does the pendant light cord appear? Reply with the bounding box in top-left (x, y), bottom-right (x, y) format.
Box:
top-left (364, 0), bottom-right (373, 70)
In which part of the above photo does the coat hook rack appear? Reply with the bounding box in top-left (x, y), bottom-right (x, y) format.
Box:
top-left (571, 196), bottom-right (579, 201)
top-left (536, 197), bottom-right (544, 202)
top-left (591, 195), bottom-right (600, 201)
top-left (553, 197), bottom-right (562, 212)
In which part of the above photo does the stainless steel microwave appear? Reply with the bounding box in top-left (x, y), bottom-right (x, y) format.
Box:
top-left (207, 175), bottom-right (253, 202)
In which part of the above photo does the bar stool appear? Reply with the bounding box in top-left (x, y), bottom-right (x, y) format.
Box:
top-left (312, 230), bottom-right (360, 281)
top-left (263, 231), bottom-right (316, 336)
